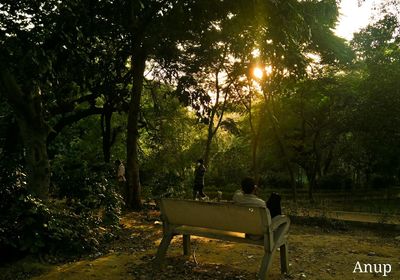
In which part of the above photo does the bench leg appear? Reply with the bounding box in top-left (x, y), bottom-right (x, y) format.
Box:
top-left (183, 234), bottom-right (191, 256)
top-left (154, 232), bottom-right (174, 268)
top-left (280, 243), bottom-right (289, 274)
top-left (258, 252), bottom-right (274, 280)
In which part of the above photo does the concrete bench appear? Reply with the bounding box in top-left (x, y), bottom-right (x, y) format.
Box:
top-left (154, 198), bottom-right (290, 280)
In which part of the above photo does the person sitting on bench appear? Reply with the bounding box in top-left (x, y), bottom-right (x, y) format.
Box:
top-left (232, 177), bottom-right (265, 207)
top-left (232, 177), bottom-right (282, 240)
top-left (233, 177), bottom-right (282, 217)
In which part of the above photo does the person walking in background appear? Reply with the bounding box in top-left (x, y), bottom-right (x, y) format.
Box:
top-left (193, 159), bottom-right (206, 199)
top-left (115, 159), bottom-right (126, 200)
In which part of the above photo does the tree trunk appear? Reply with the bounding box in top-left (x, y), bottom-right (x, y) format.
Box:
top-left (305, 169), bottom-right (317, 202)
top-left (126, 46), bottom-right (146, 211)
top-left (0, 70), bottom-right (50, 199)
top-left (203, 68), bottom-right (227, 168)
top-left (203, 133), bottom-right (212, 169)
top-left (251, 135), bottom-right (259, 181)
top-left (309, 132), bottom-right (321, 202)
top-left (203, 109), bottom-right (214, 168)
top-left (251, 113), bottom-right (262, 184)
top-left (245, 93), bottom-right (260, 182)
top-left (17, 117), bottom-right (50, 199)
top-left (265, 102), bottom-right (297, 201)
top-left (101, 108), bottom-right (112, 163)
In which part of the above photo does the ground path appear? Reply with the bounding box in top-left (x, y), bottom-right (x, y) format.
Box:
top-left (2, 210), bottom-right (400, 280)
top-left (292, 208), bottom-right (400, 226)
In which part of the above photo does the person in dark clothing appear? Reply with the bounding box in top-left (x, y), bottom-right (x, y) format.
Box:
top-left (266, 192), bottom-right (282, 218)
top-left (193, 159), bottom-right (206, 199)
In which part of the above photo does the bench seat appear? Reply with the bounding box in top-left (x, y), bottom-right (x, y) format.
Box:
top-left (154, 198), bottom-right (290, 280)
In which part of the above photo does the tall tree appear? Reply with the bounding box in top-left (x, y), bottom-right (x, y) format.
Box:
top-left (0, 0), bottom-right (129, 197)
top-left (0, 0), bottom-right (62, 198)
top-left (121, 0), bottom-right (246, 209)
top-left (252, 0), bottom-right (353, 200)
top-left (350, 13), bottom-right (400, 185)
top-left (176, 43), bottom-right (244, 168)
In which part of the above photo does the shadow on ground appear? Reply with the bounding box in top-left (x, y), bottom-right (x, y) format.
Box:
top-left (1, 210), bottom-right (399, 280)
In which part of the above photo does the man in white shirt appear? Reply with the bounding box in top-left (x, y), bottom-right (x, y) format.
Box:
top-left (232, 177), bottom-right (266, 208)
top-left (116, 160), bottom-right (126, 183)
top-left (115, 159), bottom-right (126, 202)
top-left (232, 177), bottom-right (266, 240)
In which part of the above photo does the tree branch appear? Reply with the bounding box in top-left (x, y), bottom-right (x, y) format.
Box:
top-left (47, 106), bottom-right (104, 143)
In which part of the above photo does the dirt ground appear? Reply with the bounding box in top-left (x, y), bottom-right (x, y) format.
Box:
top-left (2, 210), bottom-right (400, 280)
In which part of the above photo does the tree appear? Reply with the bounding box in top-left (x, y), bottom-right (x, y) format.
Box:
top-left (350, 14), bottom-right (400, 186)
top-left (0, 0), bottom-right (60, 198)
top-left (121, 0), bottom-right (249, 209)
top-left (138, 85), bottom-right (201, 196)
top-left (0, 0), bottom-right (130, 198)
top-left (250, 0), bottom-right (353, 200)
top-left (280, 71), bottom-right (356, 198)
top-left (175, 42), bottom-right (245, 168)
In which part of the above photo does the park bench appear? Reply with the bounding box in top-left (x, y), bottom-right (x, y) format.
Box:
top-left (154, 198), bottom-right (290, 280)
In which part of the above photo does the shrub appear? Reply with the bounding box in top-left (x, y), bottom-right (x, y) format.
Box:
top-left (263, 172), bottom-right (292, 189)
top-left (142, 171), bottom-right (186, 199)
top-left (0, 169), bottom-right (122, 260)
top-left (369, 174), bottom-right (394, 189)
top-left (319, 173), bottom-right (353, 190)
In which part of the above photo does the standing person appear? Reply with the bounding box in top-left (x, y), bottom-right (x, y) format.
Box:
top-left (115, 159), bottom-right (126, 199)
top-left (193, 159), bottom-right (206, 199)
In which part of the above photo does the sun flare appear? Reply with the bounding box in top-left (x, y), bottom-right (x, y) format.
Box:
top-left (253, 67), bottom-right (263, 79)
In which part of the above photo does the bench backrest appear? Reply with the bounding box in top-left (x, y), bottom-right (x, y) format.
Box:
top-left (160, 199), bottom-right (272, 235)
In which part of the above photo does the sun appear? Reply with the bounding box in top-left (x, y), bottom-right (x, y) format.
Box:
top-left (253, 67), bottom-right (264, 79)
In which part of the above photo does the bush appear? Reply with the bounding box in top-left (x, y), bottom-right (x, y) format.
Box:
top-left (369, 174), bottom-right (394, 189)
top-left (51, 154), bottom-right (113, 200)
top-left (0, 168), bottom-right (122, 260)
top-left (141, 170), bottom-right (186, 199)
top-left (319, 173), bottom-right (353, 190)
top-left (263, 172), bottom-right (292, 189)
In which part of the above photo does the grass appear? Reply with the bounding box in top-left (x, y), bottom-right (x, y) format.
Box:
top-left (0, 256), bottom-right (52, 280)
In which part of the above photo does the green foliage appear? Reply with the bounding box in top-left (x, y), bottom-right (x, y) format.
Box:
top-left (319, 173), bottom-right (352, 190)
top-left (369, 174), bottom-right (395, 189)
top-left (133, 88), bottom-right (196, 197)
top-left (0, 109), bottom-right (122, 259)
top-left (263, 171), bottom-right (293, 190)
top-left (0, 149), bottom-right (121, 258)
top-left (0, 182), bottom-right (121, 258)
top-left (347, 14), bottom-right (400, 186)
top-left (207, 136), bottom-right (250, 187)
top-left (51, 156), bottom-right (113, 204)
